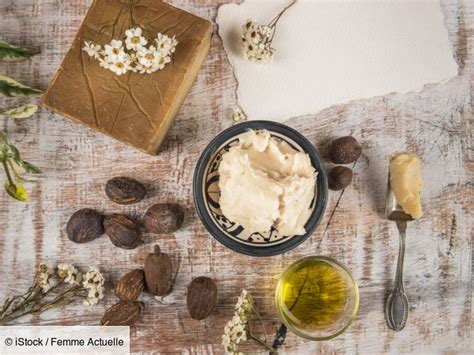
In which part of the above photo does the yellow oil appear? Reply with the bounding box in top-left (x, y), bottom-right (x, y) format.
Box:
top-left (278, 259), bottom-right (349, 330)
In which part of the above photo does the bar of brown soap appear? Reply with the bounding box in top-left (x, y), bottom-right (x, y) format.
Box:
top-left (42, 0), bottom-right (211, 155)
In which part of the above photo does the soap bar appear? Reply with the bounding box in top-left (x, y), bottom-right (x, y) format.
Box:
top-left (42, 0), bottom-right (211, 155)
top-left (389, 153), bottom-right (423, 219)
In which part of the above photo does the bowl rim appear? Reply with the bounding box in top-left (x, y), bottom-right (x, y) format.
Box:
top-left (274, 255), bottom-right (360, 341)
top-left (193, 120), bottom-right (328, 257)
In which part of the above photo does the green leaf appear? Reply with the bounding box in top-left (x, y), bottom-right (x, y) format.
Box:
top-left (7, 144), bottom-right (20, 160)
top-left (1, 104), bottom-right (38, 119)
top-left (0, 40), bottom-right (35, 61)
top-left (1, 145), bottom-right (14, 160)
top-left (0, 75), bottom-right (42, 97)
top-left (0, 131), bottom-right (8, 144)
top-left (7, 160), bottom-right (37, 183)
top-left (7, 144), bottom-right (42, 174)
top-left (18, 160), bottom-right (42, 174)
top-left (10, 172), bottom-right (37, 184)
top-left (4, 181), bottom-right (29, 202)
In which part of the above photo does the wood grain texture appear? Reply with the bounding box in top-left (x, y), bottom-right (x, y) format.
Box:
top-left (0, 0), bottom-right (472, 353)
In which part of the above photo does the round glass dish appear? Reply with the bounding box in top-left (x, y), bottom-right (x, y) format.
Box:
top-left (275, 256), bottom-right (359, 340)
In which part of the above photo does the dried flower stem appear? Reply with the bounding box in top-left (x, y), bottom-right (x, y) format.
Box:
top-left (251, 306), bottom-right (270, 341)
top-left (98, 6), bottom-right (124, 38)
top-left (1, 287), bottom-right (36, 316)
top-left (0, 287), bottom-right (41, 324)
top-left (0, 264), bottom-right (104, 325)
top-left (248, 332), bottom-right (277, 353)
top-left (268, 0), bottom-right (298, 40)
top-left (0, 284), bottom-right (82, 325)
top-left (247, 317), bottom-right (277, 353)
top-left (241, 0), bottom-right (297, 63)
top-left (222, 290), bottom-right (277, 354)
top-left (126, 0), bottom-right (139, 28)
top-left (268, 0), bottom-right (298, 45)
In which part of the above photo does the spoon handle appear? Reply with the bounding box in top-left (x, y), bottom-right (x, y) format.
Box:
top-left (394, 220), bottom-right (407, 291)
top-left (386, 220), bottom-right (409, 331)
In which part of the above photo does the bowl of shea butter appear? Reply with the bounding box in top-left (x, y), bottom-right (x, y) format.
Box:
top-left (193, 121), bottom-right (328, 256)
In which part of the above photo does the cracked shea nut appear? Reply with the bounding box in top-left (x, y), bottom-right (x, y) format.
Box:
top-left (66, 208), bottom-right (104, 243)
top-left (329, 136), bottom-right (362, 164)
top-left (144, 245), bottom-right (173, 296)
top-left (105, 177), bottom-right (146, 205)
top-left (115, 269), bottom-right (145, 301)
top-left (187, 277), bottom-right (218, 320)
top-left (328, 166), bottom-right (353, 191)
top-left (104, 214), bottom-right (143, 249)
top-left (101, 301), bottom-right (144, 326)
top-left (144, 203), bottom-right (184, 234)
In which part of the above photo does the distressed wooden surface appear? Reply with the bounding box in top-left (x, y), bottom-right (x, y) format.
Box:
top-left (0, 0), bottom-right (472, 353)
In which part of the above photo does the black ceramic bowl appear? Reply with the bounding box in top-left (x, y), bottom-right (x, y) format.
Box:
top-left (193, 121), bottom-right (328, 257)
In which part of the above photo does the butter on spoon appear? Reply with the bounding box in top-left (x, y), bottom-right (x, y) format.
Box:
top-left (388, 153), bottom-right (423, 219)
top-left (385, 152), bottom-right (423, 332)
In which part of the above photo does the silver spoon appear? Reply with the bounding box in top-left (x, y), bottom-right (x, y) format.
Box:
top-left (385, 177), bottom-right (412, 331)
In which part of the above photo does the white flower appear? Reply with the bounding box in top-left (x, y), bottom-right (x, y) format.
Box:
top-left (57, 263), bottom-right (82, 285)
top-left (155, 55), bottom-right (171, 70)
top-left (235, 289), bottom-right (252, 312)
top-left (109, 55), bottom-right (132, 75)
top-left (37, 263), bottom-right (53, 275)
top-left (82, 267), bottom-right (105, 305)
top-left (242, 21), bottom-right (271, 45)
top-left (84, 286), bottom-right (103, 306)
top-left (98, 57), bottom-right (112, 70)
top-left (36, 263), bottom-right (54, 293)
top-left (125, 27), bottom-right (147, 50)
top-left (82, 267), bottom-right (104, 286)
top-left (38, 273), bottom-right (52, 293)
top-left (137, 45), bottom-right (160, 68)
top-left (104, 39), bottom-right (125, 61)
top-left (241, 20), bottom-right (275, 63)
top-left (222, 334), bottom-right (231, 347)
top-left (232, 107), bottom-right (246, 123)
top-left (155, 33), bottom-right (178, 56)
top-left (83, 27), bottom-right (178, 76)
top-left (231, 324), bottom-right (247, 342)
top-left (223, 319), bottom-right (247, 354)
top-left (135, 63), bottom-right (154, 74)
top-left (222, 290), bottom-right (255, 354)
top-left (82, 41), bottom-right (101, 59)
top-left (136, 49), bottom-right (170, 74)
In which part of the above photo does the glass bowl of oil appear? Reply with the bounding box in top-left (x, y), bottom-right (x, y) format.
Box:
top-left (275, 256), bottom-right (359, 340)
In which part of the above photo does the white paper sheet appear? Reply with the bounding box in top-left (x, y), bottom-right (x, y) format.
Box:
top-left (217, 0), bottom-right (458, 122)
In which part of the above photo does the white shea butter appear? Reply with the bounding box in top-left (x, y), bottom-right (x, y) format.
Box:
top-left (218, 130), bottom-right (317, 235)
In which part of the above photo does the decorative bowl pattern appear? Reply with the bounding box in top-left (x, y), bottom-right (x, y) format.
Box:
top-left (193, 121), bottom-right (328, 256)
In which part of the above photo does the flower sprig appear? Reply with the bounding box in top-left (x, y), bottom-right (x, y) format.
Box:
top-left (242, 0), bottom-right (297, 63)
top-left (83, 26), bottom-right (178, 75)
top-left (232, 107), bottom-right (247, 124)
top-left (0, 263), bottom-right (105, 325)
top-left (222, 290), bottom-right (277, 354)
top-left (0, 132), bottom-right (41, 202)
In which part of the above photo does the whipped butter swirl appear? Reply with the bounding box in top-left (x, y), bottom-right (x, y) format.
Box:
top-left (218, 130), bottom-right (317, 236)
